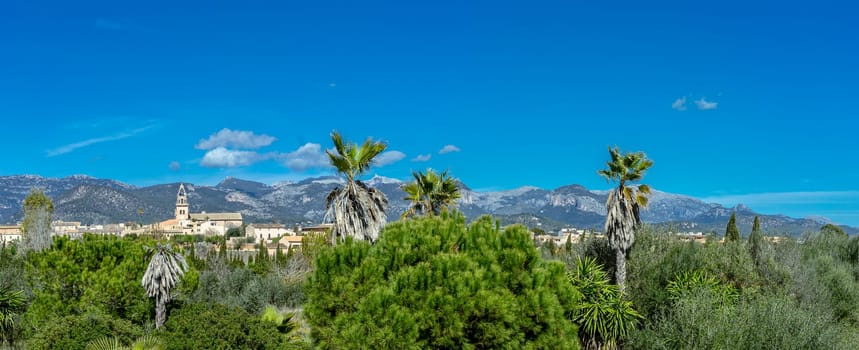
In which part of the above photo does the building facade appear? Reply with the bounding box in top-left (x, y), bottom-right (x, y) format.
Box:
top-left (158, 184), bottom-right (243, 236)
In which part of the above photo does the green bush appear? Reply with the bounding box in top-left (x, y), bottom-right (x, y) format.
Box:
top-left (627, 292), bottom-right (857, 350)
top-left (305, 213), bottom-right (581, 349)
top-left (26, 312), bottom-right (143, 350)
top-left (25, 235), bottom-right (153, 327)
top-left (158, 302), bottom-right (290, 350)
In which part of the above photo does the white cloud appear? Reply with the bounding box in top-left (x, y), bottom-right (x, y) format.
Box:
top-left (280, 143), bottom-right (331, 171)
top-left (46, 125), bottom-right (154, 157)
top-left (373, 151), bottom-right (406, 167)
top-left (95, 19), bottom-right (124, 30)
top-left (439, 145), bottom-right (461, 154)
top-left (672, 96), bottom-right (687, 111)
top-left (196, 129), bottom-right (276, 150)
top-left (695, 97), bottom-right (718, 110)
top-left (168, 161), bottom-right (181, 171)
top-left (412, 154), bottom-right (432, 162)
top-left (94, 18), bottom-right (146, 32)
top-left (701, 191), bottom-right (859, 206)
top-left (200, 147), bottom-right (266, 168)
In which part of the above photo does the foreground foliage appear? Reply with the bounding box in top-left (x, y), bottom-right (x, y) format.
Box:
top-left (305, 213), bottom-right (581, 349)
top-left (568, 257), bottom-right (642, 350)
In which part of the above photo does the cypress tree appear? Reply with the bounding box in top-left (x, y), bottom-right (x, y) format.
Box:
top-left (275, 242), bottom-right (287, 266)
top-left (748, 216), bottom-right (763, 264)
top-left (726, 212), bottom-right (740, 242)
top-left (219, 237), bottom-right (227, 259)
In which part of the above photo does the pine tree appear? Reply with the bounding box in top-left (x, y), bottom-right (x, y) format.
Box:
top-left (748, 216), bottom-right (763, 265)
top-left (726, 212), bottom-right (740, 242)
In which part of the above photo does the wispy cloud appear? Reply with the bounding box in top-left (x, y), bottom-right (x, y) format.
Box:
top-left (196, 129), bottom-right (276, 150)
top-left (46, 125), bottom-right (155, 157)
top-left (701, 191), bottom-right (859, 206)
top-left (373, 151), bottom-right (406, 167)
top-left (200, 147), bottom-right (269, 168)
top-left (279, 143), bottom-right (331, 171)
top-left (412, 154), bottom-right (432, 162)
top-left (695, 97), bottom-right (718, 110)
top-left (94, 18), bottom-right (146, 32)
top-left (168, 161), bottom-right (181, 171)
top-left (439, 145), bottom-right (460, 154)
top-left (672, 96), bottom-right (687, 111)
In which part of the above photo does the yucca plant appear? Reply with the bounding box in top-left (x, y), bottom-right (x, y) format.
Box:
top-left (568, 257), bottom-right (643, 350)
top-left (598, 146), bottom-right (653, 291)
top-left (401, 169), bottom-right (461, 218)
top-left (324, 131), bottom-right (389, 243)
top-left (0, 287), bottom-right (25, 346)
top-left (261, 305), bottom-right (303, 343)
top-left (667, 270), bottom-right (739, 306)
top-left (142, 244), bottom-right (187, 328)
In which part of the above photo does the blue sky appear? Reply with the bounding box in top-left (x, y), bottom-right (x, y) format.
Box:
top-left (1, 0), bottom-right (858, 225)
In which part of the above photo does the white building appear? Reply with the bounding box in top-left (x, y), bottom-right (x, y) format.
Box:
top-left (0, 225), bottom-right (21, 244)
top-left (246, 223), bottom-right (293, 242)
top-left (158, 184), bottom-right (243, 236)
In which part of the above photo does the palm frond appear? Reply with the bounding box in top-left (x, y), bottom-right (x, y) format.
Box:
top-left (604, 188), bottom-right (637, 252)
top-left (324, 180), bottom-right (388, 243)
top-left (85, 337), bottom-right (127, 350)
top-left (141, 244), bottom-right (188, 299)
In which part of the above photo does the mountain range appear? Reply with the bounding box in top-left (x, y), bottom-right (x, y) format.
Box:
top-left (0, 174), bottom-right (853, 236)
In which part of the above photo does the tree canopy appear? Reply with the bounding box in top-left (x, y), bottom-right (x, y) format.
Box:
top-left (305, 213), bottom-right (581, 349)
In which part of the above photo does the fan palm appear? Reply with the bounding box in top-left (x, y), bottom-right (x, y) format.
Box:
top-left (324, 131), bottom-right (389, 243)
top-left (86, 335), bottom-right (164, 350)
top-left (598, 146), bottom-right (653, 291)
top-left (401, 169), bottom-right (461, 218)
top-left (142, 244), bottom-right (187, 329)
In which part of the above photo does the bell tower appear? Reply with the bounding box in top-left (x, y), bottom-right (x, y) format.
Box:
top-left (175, 184), bottom-right (190, 221)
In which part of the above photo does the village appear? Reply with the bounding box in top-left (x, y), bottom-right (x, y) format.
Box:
top-left (0, 184), bottom-right (333, 254)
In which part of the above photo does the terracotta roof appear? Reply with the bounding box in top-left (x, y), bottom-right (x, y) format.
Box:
top-left (249, 223), bottom-right (286, 229)
top-left (159, 219), bottom-right (179, 227)
top-left (190, 213), bottom-right (242, 221)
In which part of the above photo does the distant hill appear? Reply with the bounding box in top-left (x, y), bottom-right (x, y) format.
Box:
top-left (0, 174), bottom-right (854, 237)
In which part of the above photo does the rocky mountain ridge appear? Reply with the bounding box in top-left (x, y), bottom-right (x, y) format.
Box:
top-left (0, 174), bottom-right (853, 236)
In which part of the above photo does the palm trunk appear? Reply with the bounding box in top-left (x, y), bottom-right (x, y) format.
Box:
top-left (155, 294), bottom-right (166, 329)
top-left (616, 249), bottom-right (627, 293)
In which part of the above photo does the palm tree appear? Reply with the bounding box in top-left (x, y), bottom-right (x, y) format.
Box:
top-left (401, 169), bottom-right (461, 218)
top-left (142, 244), bottom-right (187, 329)
top-left (598, 146), bottom-right (653, 291)
top-left (0, 287), bottom-right (25, 347)
top-left (324, 131), bottom-right (389, 243)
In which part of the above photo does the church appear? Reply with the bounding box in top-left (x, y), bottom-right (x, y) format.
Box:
top-left (157, 184), bottom-right (243, 236)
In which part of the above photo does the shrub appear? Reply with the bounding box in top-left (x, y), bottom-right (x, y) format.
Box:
top-left (305, 213), bottom-right (581, 349)
top-left (26, 312), bottom-right (143, 350)
top-left (158, 302), bottom-right (290, 350)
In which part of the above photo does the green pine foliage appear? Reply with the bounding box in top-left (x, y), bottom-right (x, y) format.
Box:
top-left (26, 312), bottom-right (143, 350)
top-left (305, 213), bottom-right (581, 349)
top-left (725, 212), bottom-right (740, 242)
top-left (25, 235), bottom-right (153, 327)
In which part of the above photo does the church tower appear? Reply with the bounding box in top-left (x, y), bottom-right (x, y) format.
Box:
top-left (175, 184), bottom-right (190, 221)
